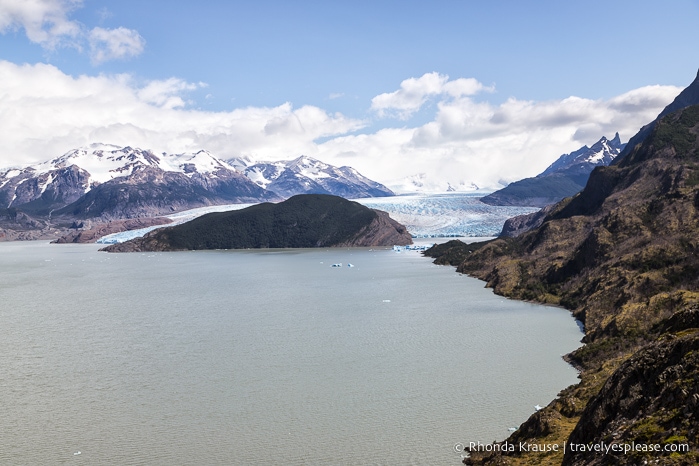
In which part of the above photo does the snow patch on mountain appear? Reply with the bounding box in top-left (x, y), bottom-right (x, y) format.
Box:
top-left (539, 133), bottom-right (625, 177)
top-left (29, 144), bottom-right (237, 186)
top-left (230, 155), bottom-right (394, 198)
top-left (387, 172), bottom-right (486, 195)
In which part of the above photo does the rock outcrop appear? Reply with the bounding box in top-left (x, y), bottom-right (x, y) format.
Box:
top-left (564, 328), bottom-right (699, 465)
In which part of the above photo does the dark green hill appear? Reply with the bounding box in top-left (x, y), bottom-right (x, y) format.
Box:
top-left (427, 105), bottom-right (699, 465)
top-left (102, 194), bottom-right (412, 252)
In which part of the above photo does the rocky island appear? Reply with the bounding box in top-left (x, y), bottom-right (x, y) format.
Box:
top-left (101, 194), bottom-right (412, 252)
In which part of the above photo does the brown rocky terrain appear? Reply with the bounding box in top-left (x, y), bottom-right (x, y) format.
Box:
top-left (426, 104), bottom-right (699, 465)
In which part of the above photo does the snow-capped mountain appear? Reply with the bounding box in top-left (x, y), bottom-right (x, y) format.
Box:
top-left (230, 155), bottom-right (394, 199)
top-left (385, 172), bottom-right (483, 194)
top-left (0, 144), bottom-right (275, 219)
top-left (539, 133), bottom-right (625, 182)
top-left (36, 143), bottom-right (242, 184)
top-left (480, 134), bottom-right (626, 207)
top-left (1, 145), bottom-right (396, 222)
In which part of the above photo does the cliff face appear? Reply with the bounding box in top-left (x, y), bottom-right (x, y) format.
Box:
top-left (101, 194), bottom-right (412, 252)
top-left (426, 104), bottom-right (699, 465)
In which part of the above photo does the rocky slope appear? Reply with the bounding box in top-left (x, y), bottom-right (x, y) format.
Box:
top-left (613, 68), bottom-right (699, 164)
top-left (481, 134), bottom-right (625, 208)
top-left (426, 103), bottom-right (699, 465)
top-left (101, 194), bottom-right (412, 252)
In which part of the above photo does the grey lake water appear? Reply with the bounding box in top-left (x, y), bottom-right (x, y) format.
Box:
top-left (0, 241), bottom-right (582, 465)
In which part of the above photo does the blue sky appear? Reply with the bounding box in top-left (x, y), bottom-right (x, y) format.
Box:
top-left (1, 0), bottom-right (699, 191)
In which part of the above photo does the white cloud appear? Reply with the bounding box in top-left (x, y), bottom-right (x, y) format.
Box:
top-left (0, 61), bottom-right (682, 193)
top-left (88, 26), bottom-right (145, 64)
top-left (319, 80), bottom-right (681, 191)
top-left (370, 72), bottom-right (493, 119)
top-left (0, 61), bottom-right (365, 169)
top-left (0, 0), bottom-right (82, 48)
top-left (136, 77), bottom-right (198, 109)
top-left (0, 0), bottom-right (144, 63)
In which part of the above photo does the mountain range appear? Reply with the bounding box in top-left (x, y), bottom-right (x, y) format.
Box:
top-left (229, 155), bottom-right (394, 198)
top-left (0, 145), bottom-right (393, 239)
top-left (480, 133), bottom-right (626, 207)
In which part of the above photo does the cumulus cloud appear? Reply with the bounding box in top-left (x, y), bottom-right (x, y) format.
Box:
top-left (0, 61), bottom-right (365, 169)
top-left (88, 26), bottom-right (145, 64)
top-left (319, 79), bottom-right (681, 190)
top-left (0, 62), bottom-right (682, 193)
top-left (136, 77), bottom-right (200, 109)
top-left (0, 0), bottom-right (82, 48)
top-left (0, 0), bottom-right (144, 63)
top-left (371, 72), bottom-right (493, 119)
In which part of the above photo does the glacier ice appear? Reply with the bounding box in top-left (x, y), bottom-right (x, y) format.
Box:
top-left (97, 194), bottom-right (539, 244)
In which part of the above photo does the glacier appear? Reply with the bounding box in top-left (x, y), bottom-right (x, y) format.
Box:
top-left (97, 194), bottom-right (539, 244)
top-left (356, 193), bottom-right (539, 237)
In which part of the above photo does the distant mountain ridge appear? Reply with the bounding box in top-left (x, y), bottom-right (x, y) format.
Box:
top-left (481, 134), bottom-right (625, 207)
top-left (0, 145), bottom-right (392, 225)
top-left (539, 133), bottom-right (624, 180)
top-left (0, 144), bottom-right (273, 220)
top-left (229, 155), bottom-right (394, 199)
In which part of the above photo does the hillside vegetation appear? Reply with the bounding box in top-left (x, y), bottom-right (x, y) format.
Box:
top-left (427, 105), bottom-right (699, 465)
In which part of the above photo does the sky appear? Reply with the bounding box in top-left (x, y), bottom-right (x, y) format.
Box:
top-left (1, 0), bottom-right (699, 192)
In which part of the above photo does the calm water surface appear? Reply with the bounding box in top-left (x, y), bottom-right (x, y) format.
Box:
top-left (0, 241), bottom-right (582, 465)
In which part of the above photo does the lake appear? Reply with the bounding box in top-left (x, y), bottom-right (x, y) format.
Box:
top-left (0, 241), bottom-right (582, 465)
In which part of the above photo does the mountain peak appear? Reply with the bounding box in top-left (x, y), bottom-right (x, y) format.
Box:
top-left (236, 156), bottom-right (394, 199)
top-left (611, 132), bottom-right (621, 146)
top-left (481, 134), bottom-right (626, 208)
top-left (539, 134), bottom-right (625, 178)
